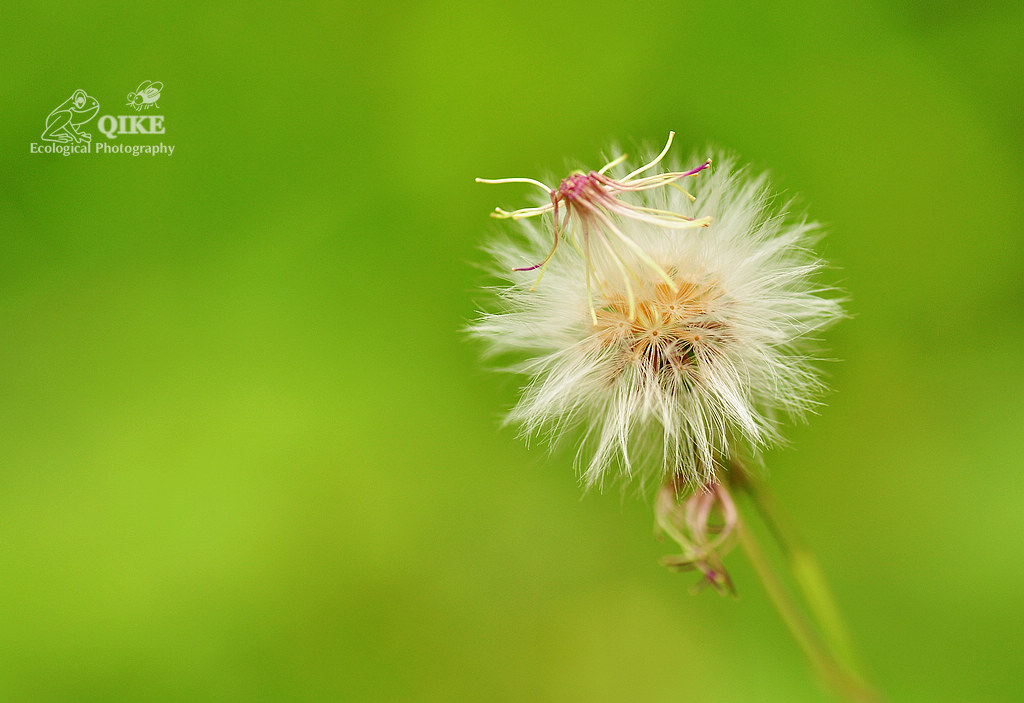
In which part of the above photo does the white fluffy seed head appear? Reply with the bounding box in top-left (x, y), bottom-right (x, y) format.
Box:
top-left (471, 151), bottom-right (843, 491)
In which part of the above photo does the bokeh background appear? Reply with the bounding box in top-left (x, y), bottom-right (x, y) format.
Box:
top-left (2, 1), bottom-right (1022, 701)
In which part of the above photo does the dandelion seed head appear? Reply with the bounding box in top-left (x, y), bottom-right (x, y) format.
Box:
top-left (472, 143), bottom-right (842, 491)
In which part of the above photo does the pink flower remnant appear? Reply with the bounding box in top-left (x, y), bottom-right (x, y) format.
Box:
top-left (477, 132), bottom-right (713, 323)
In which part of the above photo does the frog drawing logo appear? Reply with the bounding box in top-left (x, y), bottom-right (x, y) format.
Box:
top-left (41, 89), bottom-right (99, 144)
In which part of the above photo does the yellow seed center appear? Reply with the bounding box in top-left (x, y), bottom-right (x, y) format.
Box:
top-left (592, 278), bottom-right (725, 379)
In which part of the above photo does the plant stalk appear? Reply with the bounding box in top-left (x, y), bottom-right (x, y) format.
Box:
top-left (727, 467), bottom-right (883, 702)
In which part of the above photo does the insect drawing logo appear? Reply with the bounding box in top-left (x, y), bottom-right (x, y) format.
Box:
top-left (127, 81), bottom-right (162, 111)
top-left (41, 89), bottom-right (100, 144)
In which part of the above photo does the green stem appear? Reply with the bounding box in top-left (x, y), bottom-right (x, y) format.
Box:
top-left (735, 515), bottom-right (881, 702)
top-left (743, 473), bottom-right (861, 672)
top-left (728, 468), bottom-right (883, 702)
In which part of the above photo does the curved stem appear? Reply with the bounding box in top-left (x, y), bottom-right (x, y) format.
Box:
top-left (727, 467), bottom-right (884, 702)
top-left (741, 472), bottom-right (862, 672)
top-left (735, 512), bottom-right (881, 702)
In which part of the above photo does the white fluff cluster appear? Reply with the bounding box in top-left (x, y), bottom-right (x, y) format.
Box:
top-left (472, 150), bottom-right (842, 489)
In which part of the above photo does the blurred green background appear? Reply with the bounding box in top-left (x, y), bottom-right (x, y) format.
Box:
top-left (2, 1), bottom-right (1022, 701)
